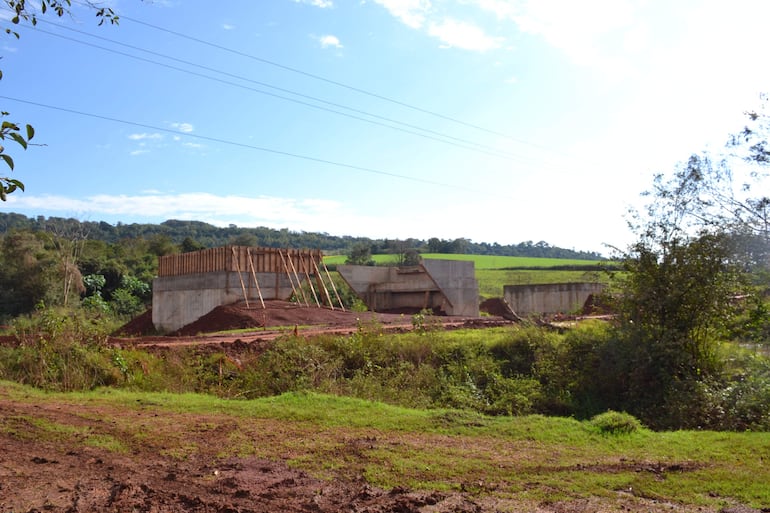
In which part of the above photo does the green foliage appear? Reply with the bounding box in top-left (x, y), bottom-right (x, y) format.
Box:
top-left (1, 306), bottom-right (769, 431)
top-left (82, 273), bottom-right (106, 294)
top-left (180, 236), bottom-right (205, 253)
top-left (81, 293), bottom-right (110, 313)
top-left (109, 288), bottom-right (143, 317)
top-left (240, 336), bottom-right (342, 397)
top-left (728, 293), bottom-right (770, 345)
top-left (411, 309), bottom-right (441, 334)
top-left (609, 232), bottom-right (745, 428)
top-left (0, 118), bottom-right (31, 201)
top-left (0, 308), bottom-right (122, 391)
top-left (345, 242), bottom-right (374, 266)
top-left (590, 411), bottom-right (643, 435)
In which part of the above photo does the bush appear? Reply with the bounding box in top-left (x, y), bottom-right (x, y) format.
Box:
top-left (1, 308), bottom-right (123, 391)
top-left (590, 411), bottom-right (643, 435)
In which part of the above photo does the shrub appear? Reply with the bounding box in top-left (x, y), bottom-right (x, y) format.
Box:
top-left (590, 410), bottom-right (643, 434)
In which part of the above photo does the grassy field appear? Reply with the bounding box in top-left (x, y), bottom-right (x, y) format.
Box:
top-left (2, 380), bottom-right (767, 510)
top-left (476, 269), bottom-right (605, 298)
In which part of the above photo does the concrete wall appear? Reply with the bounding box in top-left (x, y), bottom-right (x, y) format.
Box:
top-left (152, 271), bottom-right (299, 333)
top-left (337, 259), bottom-right (479, 316)
top-left (423, 260), bottom-right (479, 317)
top-left (503, 282), bottom-right (604, 316)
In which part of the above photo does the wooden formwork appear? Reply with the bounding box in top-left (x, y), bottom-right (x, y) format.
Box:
top-left (157, 246), bottom-right (323, 277)
top-left (156, 246), bottom-right (343, 311)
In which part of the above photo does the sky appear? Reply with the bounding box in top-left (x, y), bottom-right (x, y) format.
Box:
top-left (1, 0), bottom-right (769, 255)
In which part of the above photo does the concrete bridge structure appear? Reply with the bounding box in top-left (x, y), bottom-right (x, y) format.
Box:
top-left (503, 282), bottom-right (604, 316)
top-left (152, 246), bottom-right (328, 332)
top-left (337, 259), bottom-right (479, 317)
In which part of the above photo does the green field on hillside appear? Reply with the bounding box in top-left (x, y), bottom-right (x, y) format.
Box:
top-left (323, 253), bottom-right (605, 269)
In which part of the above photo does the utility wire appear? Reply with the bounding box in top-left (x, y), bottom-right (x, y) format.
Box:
top-left (87, 4), bottom-right (565, 155)
top-left (23, 17), bottom-right (557, 165)
top-left (22, 22), bottom-right (547, 164)
top-left (0, 94), bottom-right (516, 199)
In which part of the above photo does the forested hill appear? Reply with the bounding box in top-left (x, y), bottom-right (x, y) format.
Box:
top-left (0, 212), bottom-right (604, 260)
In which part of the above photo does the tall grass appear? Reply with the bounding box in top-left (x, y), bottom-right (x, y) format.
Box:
top-left (1, 310), bottom-right (769, 431)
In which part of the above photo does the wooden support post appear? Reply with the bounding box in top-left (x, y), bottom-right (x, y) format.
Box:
top-left (279, 250), bottom-right (301, 303)
top-left (313, 260), bottom-right (334, 310)
top-left (246, 248), bottom-right (266, 309)
top-left (287, 252), bottom-right (309, 306)
top-left (321, 260), bottom-right (345, 311)
top-left (303, 257), bottom-right (321, 307)
top-left (231, 246), bottom-right (250, 308)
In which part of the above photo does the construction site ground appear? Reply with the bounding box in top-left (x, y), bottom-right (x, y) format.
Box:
top-left (111, 299), bottom-right (510, 348)
top-left (2, 301), bottom-right (739, 513)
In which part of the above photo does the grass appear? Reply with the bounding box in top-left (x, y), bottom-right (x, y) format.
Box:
top-left (2, 380), bottom-right (768, 509)
top-left (477, 269), bottom-right (607, 299)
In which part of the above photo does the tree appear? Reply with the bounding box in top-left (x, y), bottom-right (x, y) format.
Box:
top-left (44, 218), bottom-right (88, 307)
top-left (387, 239), bottom-right (421, 266)
top-left (345, 242), bottom-right (374, 266)
top-left (606, 111), bottom-right (766, 428)
top-left (0, 0), bottom-right (118, 200)
top-left (0, 231), bottom-right (56, 317)
top-left (180, 236), bottom-right (205, 253)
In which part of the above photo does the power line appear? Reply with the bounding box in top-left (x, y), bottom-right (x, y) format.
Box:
top-left (91, 5), bottom-right (567, 155)
top-left (0, 94), bottom-right (516, 199)
top-left (21, 17), bottom-right (555, 165)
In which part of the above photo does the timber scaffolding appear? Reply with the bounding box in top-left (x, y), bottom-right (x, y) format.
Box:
top-left (156, 246), bottom-right (344, 311)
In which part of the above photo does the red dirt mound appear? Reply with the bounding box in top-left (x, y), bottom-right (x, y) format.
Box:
top-left (114, 308), bottom-right (155, 336)
top-left (171, 300), bottom-right (414, 336)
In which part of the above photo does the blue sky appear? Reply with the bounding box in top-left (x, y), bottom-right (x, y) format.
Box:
top-left (1, 0), bottom-right (769, 255)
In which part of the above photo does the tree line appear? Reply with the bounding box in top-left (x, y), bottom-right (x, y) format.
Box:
top-left (0, 213), bottom-right (605, 259)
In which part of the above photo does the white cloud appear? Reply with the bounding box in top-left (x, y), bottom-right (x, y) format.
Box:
top-left (222, 23), bottom-right (235, 30)
top-left (318, 34), bottom-right (343, 49)
top-left (129, 149), bottom-right (150, 156)
top-left (373, 0), bottom-right (504, 52)
top-left (374, 0), bottom-right (431, 29)
top-left (474, 0), bottom-right (514, 19)
top-left (428, 18), bottom-right (502, 51)
top-left (128, 133), bottom-right (163, 141)
top-left (294, 0), bottom-right (334, 8)
top-left (496, 0), bottom-right (641, 79)
top-left (171, 122), bottom-right (194, 133)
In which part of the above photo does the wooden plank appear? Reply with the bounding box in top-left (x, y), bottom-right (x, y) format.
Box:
top-left (232, 246), bottom-right (250, 308)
